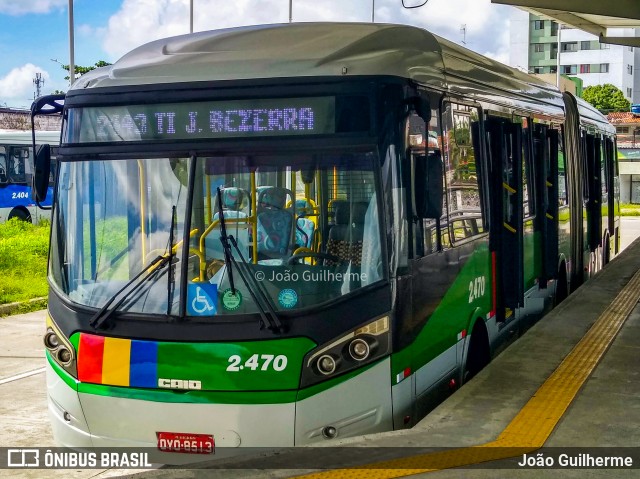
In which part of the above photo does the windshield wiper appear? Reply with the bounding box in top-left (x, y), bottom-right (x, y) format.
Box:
top-left (89, 254), bottom-right (173, 329)
top-left (216, 188), bottom-right (284, 334)
top-left (91, 208), bottom-right (178, 330)
top-left (167, 205), bottom-right (177, 316)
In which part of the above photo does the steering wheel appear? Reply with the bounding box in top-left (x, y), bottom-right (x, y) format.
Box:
top-left (287, 250), bottom-right (341, 265)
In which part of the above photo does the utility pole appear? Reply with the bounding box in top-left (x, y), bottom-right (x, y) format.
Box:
top-left (190, 0), bottom-right (193, 33)
top-left (460, 24), bottom-right (467, 45)
top-left (556, 22), bottom-right (562, 88)
top-left (289, 0), bottom-right (293, 23)
top-left (68, 0), bottom-right (75, 85)
top-left (33, 73), bottom-right (44, 99)
top-left (372, 0), bottom-right (375, 23)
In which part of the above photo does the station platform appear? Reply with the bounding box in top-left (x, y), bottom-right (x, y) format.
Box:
top-left (117, 237), bottom-right (640, 479)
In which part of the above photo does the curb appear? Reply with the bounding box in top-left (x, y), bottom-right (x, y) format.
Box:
top-left (0, 297), bottom-right (47, 317)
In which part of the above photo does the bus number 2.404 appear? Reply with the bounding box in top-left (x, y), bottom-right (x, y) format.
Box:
top-left (468, 276), bottom-right (486, 303)
top-left (12, 191), bottom-right (29, 199)
top-left (226, 354), bottom-right (288, 372)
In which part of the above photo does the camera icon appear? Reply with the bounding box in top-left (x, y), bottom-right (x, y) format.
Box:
top-left (7, 449), bottom-right (40, 468)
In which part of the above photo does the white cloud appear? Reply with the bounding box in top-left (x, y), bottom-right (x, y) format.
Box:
top-left (0, 0), bottom-right (66, 15)
top-left (482, 18), bottom-right (511, 64)
top-left (77, 23), bottom-right (94, 36)
top-left (101, 0), bottom-right (513, 71)
top-left (378, 0), bottom-right (512, 59)
top-left (103, 0), bottom-right (289, 59)
top-left (0, 64), bottom-right (50, 108)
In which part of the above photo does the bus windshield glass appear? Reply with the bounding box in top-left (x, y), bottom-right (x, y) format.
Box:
top-left (49, 158), bottom-right (189, 315)
top-left (49, 150), bottom-right (384, 317)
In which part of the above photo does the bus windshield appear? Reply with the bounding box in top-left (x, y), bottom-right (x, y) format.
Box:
top-left (49, 150), bottom-right (384, 317)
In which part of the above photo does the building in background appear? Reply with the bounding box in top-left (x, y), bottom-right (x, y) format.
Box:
top-left (510, 9), bottom-right (640, 103)
top-left (0, 107), bottom-right (61, 131)
top-left (608, 112), bottom-right (640, 203)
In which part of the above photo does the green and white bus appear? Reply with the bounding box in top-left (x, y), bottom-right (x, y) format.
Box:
top-left (33, 23), bottom-right (618, 460)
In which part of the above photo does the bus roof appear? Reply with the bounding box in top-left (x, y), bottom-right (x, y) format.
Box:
top-left (0, 129), bottom-right (60, 144)
top-left (71, 22), bottom-right (562, 109)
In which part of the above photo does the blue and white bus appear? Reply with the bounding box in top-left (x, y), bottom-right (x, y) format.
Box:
top-left (0, 129), bottom-right (59, 222)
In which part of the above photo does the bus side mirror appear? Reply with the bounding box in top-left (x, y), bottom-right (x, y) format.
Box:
top-left (32, 144), bottom-right (51, 204)
top-left (414, 150), bottom-right (443, 219)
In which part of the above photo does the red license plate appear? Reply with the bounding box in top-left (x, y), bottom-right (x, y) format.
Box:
top-left (157, 431), bottom-right (215, 454)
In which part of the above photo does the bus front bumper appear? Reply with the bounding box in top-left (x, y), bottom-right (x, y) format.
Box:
top-left (46, 359), bottom-right (392, 459)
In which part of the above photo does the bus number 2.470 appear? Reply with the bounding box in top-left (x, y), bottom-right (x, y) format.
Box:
top-left (468, 276), bottom-right (486, 303)
top-left (226, 354), bottom-right (288, 372)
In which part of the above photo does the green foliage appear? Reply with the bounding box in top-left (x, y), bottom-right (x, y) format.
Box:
top-left (620, 203), bottom-right (640, 216)
top-left (582, 84), bottom-right (630, 112)
top-left (0, 219), bottom-right (50, 306)
top-left (61, 60), bottom-right (112, 82)
top-left (84, 216), bottom-right (130, 280)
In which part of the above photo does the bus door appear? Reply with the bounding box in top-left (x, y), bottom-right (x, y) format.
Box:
top-left (604, 137), bottom-right (618, 257)
top-left (485, 117), bottom-right (524, 321)
top-left (584, 133), bottom-right (602, 275)
top-left (533, 124), bottom-right (560, 287)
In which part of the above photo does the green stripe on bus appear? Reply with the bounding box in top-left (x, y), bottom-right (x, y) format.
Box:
top-left (78, 382), bottom-right (300, 404)
top-left (46, 352), bottom-right (78, 390)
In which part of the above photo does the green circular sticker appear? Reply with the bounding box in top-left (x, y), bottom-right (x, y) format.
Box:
top-left (278, 289), bottom-right (298, 309)
top-left (221, 288), bottom-right (243, 311)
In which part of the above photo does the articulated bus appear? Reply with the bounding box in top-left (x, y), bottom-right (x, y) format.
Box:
top-left (0, 129), bottom-right (59, 222)
top-left (32, 23), bottom-right (618, 460)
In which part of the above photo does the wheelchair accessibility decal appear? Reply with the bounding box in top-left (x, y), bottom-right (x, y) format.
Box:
top-left (187, 284), bottom-right (218, 315)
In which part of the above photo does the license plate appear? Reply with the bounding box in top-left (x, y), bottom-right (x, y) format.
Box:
top-left (157, 431), bottom-right (215, 454)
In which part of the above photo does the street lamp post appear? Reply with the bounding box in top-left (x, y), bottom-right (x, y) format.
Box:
top-left (557, 22), bottom-right (561, 88)
top-left (68, 0), bottom-right (75, 85)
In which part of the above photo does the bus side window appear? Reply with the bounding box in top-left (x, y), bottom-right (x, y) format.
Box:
top-left (409, 108), bottom-right (448, 255)
top-left (514, 116), bottom-right (535, 219)
top-left (442, 102), bottom-right (485, 244)
top-left (8, 147), bottom-right (27, 183)
top-left (557, 128), bottom-right (568, 206)
top-left (407, 112), bottom-right (426, 257)
top-left (0, 148), bottom-right (7, 183)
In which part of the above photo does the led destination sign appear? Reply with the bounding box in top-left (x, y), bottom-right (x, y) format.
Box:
top-left (74, 97), bottom-right (336, 143)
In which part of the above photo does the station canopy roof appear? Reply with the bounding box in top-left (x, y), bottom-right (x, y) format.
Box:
top-left (492, 0), bottom-right (640, 47)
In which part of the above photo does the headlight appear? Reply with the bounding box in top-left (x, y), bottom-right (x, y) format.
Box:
top-left (44, 331), bottom-right (60, 350)
top-left (300, 315), bottom-right (390, 388)
top-left (44, 315), bottom-right (77, 378)
top-left (316, 354), bottom-right (339, 375)
top-left (348, 338), bottom-right (372, 361)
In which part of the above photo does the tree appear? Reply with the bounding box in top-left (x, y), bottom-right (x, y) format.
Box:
top-left (61, 60), bottom-right (111, 82)
top-left (582, 84), bottom-right (631, 112)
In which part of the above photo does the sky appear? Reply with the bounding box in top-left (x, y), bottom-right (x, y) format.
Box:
top-left (0, 0), bottom-right (516, 109)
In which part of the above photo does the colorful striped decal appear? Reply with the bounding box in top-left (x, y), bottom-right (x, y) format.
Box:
top-left (130, 340), bottom-right (158, 388)
top-left (77, 334), bottom-right (158, 388)
top-left (77, 334), bottom-right (104, 383)
top-left (73, 332), bottom-right (314, 392)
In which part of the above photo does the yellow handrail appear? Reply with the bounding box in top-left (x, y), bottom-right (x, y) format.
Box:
top-left (251, 171), bottom-right (258, 264)
top-left (205, 175), bottom-right (212, 223)
top-left (137, 160), bottom-right (147, 265)
top-left (198, 217), bottom-right (255, 281)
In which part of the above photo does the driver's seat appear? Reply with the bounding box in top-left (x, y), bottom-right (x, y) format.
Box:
top-left (256, 186), bottom-right (295, 260)
top-left (325, 201), bottom-right (367, 266)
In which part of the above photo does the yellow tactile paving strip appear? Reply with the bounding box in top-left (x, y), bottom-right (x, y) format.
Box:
top-left (295, 269), bottom-right (640, 479)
